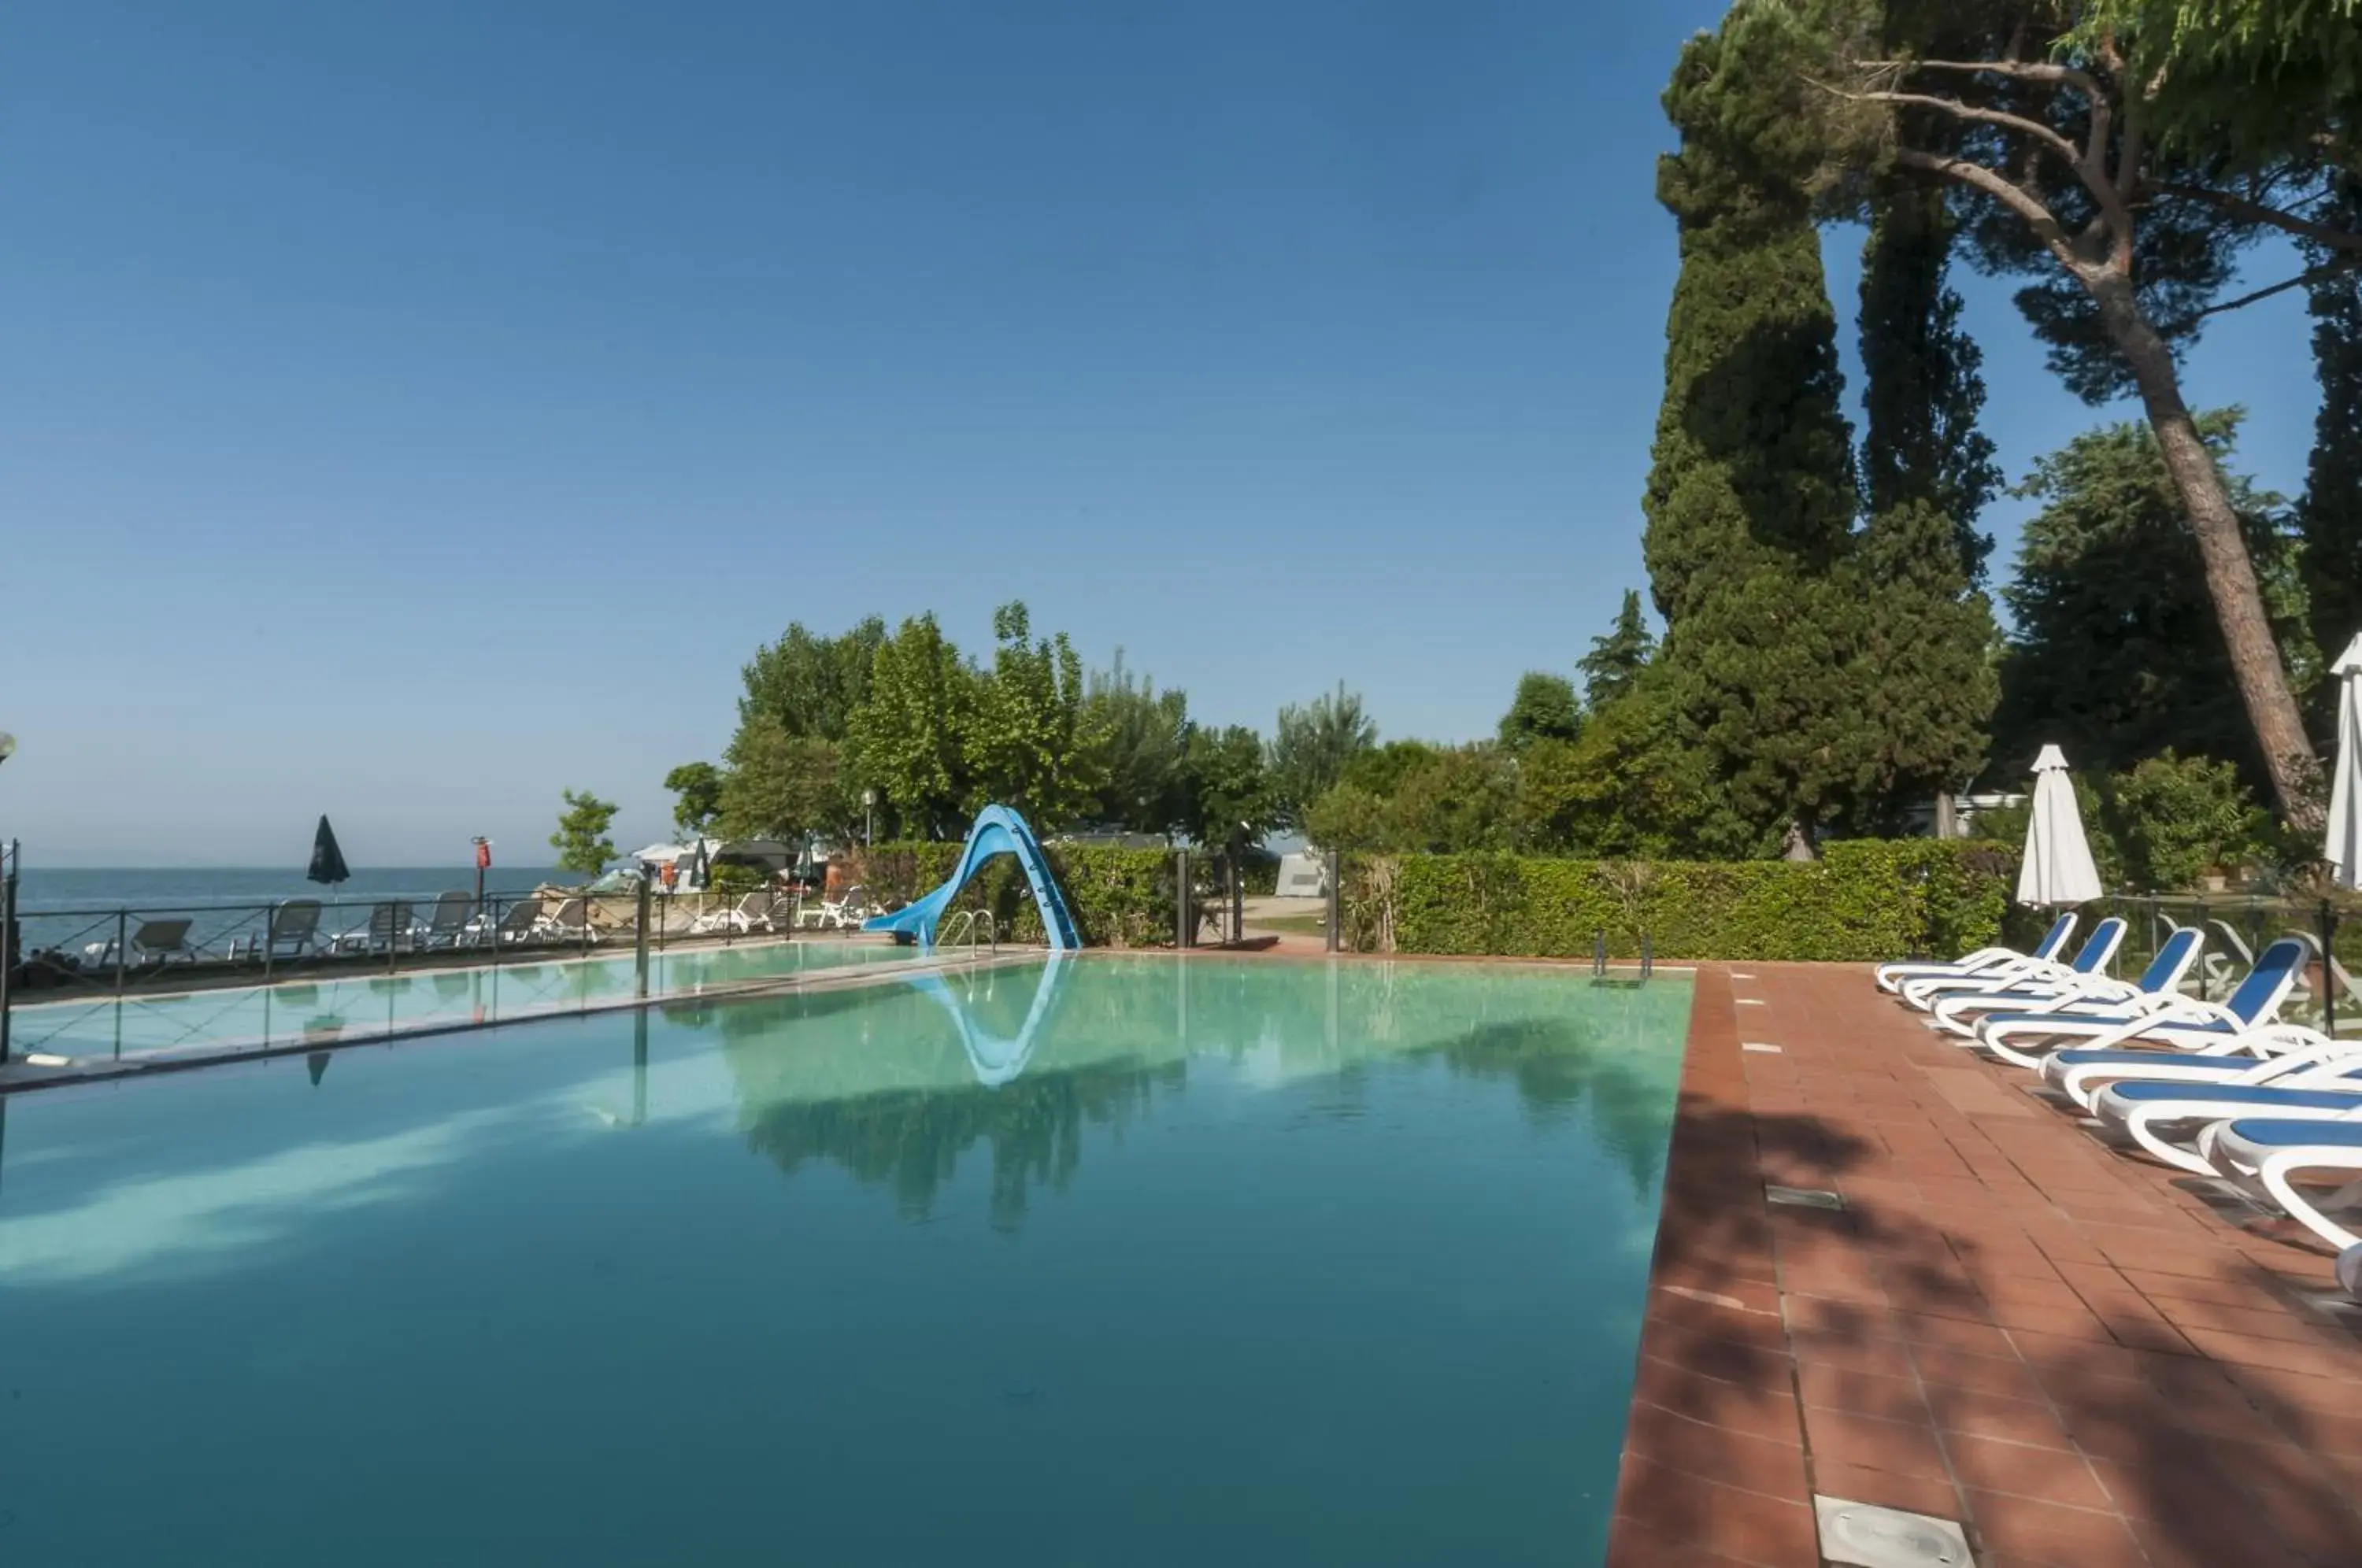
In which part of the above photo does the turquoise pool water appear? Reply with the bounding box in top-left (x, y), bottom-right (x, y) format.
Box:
top-left (0, 956), bottom-right (1690, 1566)
top-left (6, 937), bottom-right (918, 1062)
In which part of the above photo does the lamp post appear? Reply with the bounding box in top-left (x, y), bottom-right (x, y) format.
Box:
top-left (862, 789), bottom-right (876, 849)
top-left (472, 836), bottom-right (491, 907)
top-left (1, 733), bottom-right (17, 1068)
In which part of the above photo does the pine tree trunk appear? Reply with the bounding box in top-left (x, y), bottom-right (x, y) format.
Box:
top-left (2094, 279), bottom-right (2323, 830)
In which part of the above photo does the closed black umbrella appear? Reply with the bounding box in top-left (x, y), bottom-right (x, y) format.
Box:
top-left (308, 815), bottom-right (351, 886)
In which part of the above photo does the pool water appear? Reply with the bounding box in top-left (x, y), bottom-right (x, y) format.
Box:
top-left (6, 936), bottom-right (918, 1062)
top-left (0, 956), bottom-right (1691, 1566)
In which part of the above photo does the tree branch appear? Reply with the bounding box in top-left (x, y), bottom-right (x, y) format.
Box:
top-left (2164, 258), bottom-right (2362, 335)
top-left (1893, 148), bottom-right (2086, 276)
top-left (2150, 182), bottom-right (2362, 252)
top-left (1855, 57), bottom-right (2105, 103)
top-left (1830, 86), bottom-right (2085, 173)
top-left (1830, 76), bottom-right (2136, 267)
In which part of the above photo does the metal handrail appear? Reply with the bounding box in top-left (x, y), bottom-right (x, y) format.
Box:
top-left (938, 908), bottom-right (997, 958)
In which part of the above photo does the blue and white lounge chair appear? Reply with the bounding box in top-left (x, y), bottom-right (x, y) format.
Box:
top-left (1904, 917), bottom-right (2127, 1015)
top-left (2089, 1050), bottom-right (2362, 1174)
top-left (1875, 912), bottom-right (2076, 995)
top-left (1981, 937), bottom-right (2308, 1073)
top-left (1930, 927), bottom-right (2201, 1038)
top-left (2202, 1116), bottom-right (2362, 1256)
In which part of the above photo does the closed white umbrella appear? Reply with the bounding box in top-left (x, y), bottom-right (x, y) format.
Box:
top-left (2017, 744), bottom-right (2104, 907)
top-left (2328, 631), bottom-right (2362, 892)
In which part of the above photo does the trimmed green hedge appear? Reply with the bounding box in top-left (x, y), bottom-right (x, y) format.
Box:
top-left (847, 842), bottom-right (1176, 949)
top-left (1342, 841), bottom-right (2012, 963)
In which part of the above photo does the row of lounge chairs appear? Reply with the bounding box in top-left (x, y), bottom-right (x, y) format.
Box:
top-left (86, 885), bottom-right (875, 975)
top-left (687, 885), bottom-right (874, 936)
top-left (1881, 915), bottom-right (2362, 1297)
top-left (87, 893), bottom-right (605, 971)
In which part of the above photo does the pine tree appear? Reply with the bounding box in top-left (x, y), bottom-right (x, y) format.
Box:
top-left (1642, 27), bottom-right (1875, 852)
top-left (1849, 177), bottom-right (2001, 830)
top-left (1577, 591), bottom-right (1655, 708)
top-left (2300, 179), bottom-right (2362, 664)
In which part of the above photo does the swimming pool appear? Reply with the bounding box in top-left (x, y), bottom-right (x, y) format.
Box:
top-left (4, 936), bottom-right (919, 1064)
top-left (0, 956), bottom-right (1690, 1566)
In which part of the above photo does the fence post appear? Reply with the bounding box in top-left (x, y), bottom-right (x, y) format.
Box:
top-left (0, 839), bottom-right (17, 1066)
top-left (114, 908), bottom-right (128, 995)
top-left (2323, 899), bottom-right (2338, 1039)
top-left (635, 877), bottom-right (652, 1000)
top-left (387, 901), bottom-right (398, 974)
top-left (1175, 848), bottom-right (1190, 950)
top-left (1325, 849), bottom-right (1340, 954)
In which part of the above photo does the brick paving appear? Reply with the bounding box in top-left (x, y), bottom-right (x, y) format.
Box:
top-left (1607, 963), bottom-right (2362, 1568)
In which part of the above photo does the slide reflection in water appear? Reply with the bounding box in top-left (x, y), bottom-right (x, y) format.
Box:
top-left (896, 954), bottom-right (1075, 1087)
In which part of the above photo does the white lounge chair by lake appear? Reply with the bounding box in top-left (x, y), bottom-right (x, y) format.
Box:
top-left (419, 891), bottom-right (475, 948)
top-left (535, 897), bottom-right (599, 945)
top-left (690, 890), bottom-right (777, 936)
top-left (467, 897), bottom-right (542, 946)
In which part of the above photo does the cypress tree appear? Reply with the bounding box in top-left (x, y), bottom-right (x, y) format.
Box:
top-left (1849, 177), bottom-right (2002, 830)
top-left (1642, 26), bottom-right (1874, 853)
top-left (2300, 181), bottom-right (2362, 662)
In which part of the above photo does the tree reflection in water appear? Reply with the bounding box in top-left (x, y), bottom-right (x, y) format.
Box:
top-left (713, 958), bottom-right (1686, 1229)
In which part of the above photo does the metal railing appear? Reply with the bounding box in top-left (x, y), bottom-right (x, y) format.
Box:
top-left (0, 878), bottom-right (897, 1060)
top-left (2068, 893), bottom-right (2360, 1038)
top-left (939, 908), bottom-right (998, 957)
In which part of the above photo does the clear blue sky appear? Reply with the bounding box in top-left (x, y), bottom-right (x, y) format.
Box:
top-left (1, 0), bottom-right (2321, 866)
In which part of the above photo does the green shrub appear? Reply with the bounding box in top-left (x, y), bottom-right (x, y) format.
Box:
top-left (847, 841), bottom-right (1176, 947)
top-left (1341, 841), bottom-right (2011, 962)
top-left (704, 863), bottom-right (766, 896)
top-left (2104, 750), bottom-right (2275, 890)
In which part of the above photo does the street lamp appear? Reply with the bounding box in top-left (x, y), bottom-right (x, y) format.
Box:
top-left (862, 789), bottom-right (876, 849)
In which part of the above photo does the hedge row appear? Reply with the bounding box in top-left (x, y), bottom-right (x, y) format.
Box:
top-left (843, 838), bottom-right (2012, 962)
top-left (1342, 841), bottom-right (2012, 963)
top-left (847, 842), bottom-right (1178, 949)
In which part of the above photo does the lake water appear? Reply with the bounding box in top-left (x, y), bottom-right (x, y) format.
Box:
top-left (0, 956), bottom-right (1690, 1566)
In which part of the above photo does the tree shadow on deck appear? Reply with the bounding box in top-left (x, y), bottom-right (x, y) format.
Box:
top-left (1627, 1094), bottom-right (2362, 1567)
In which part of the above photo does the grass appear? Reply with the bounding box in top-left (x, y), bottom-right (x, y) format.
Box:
top-left (1250, 913), bottom-right (1331, 936)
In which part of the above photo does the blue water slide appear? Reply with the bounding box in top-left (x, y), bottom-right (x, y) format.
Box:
top-left (860, 804), bottom-right (1083, 952)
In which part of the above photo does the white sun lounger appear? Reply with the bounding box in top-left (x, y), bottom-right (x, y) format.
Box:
top-left (690, 890), bottom-right (777, 936)
top-left (2090, 1051), bottom-right (2362, 1174)
top-left (1980, 937), bottom-right (2308, 1072)
top-left (1875, 912), bottom-right (2076, 994)
top-left (2202, 1116), bottom-right (2362, 1256)
top-left (1931, 927), bottom-right (2201, 1037)
top-left (1904, 917), bottom-right (2127, 1013)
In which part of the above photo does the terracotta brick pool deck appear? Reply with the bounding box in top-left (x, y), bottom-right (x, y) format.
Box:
top-left (1608, 963), bottom-right (2362, 1568)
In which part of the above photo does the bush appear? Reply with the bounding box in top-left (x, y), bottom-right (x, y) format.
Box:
top-left (1340, 841), bottom-right (2011, 962)
top-left (704, 863), bottom-right (766, 896)
top-left (847, 841), bottom-right (1176, 948)
top-left (2105, 750), bottom-right (2274, 890)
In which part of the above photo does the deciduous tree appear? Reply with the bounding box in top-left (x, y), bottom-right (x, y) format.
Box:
top-left (661, 762), bottom-right (723, 838)
top-left (1268, 683), bottom-right (1378, 826)
top-left (550, 789), bottom-right (620, 874)
top-left (1498, 673), bottom-right (1583, 753)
